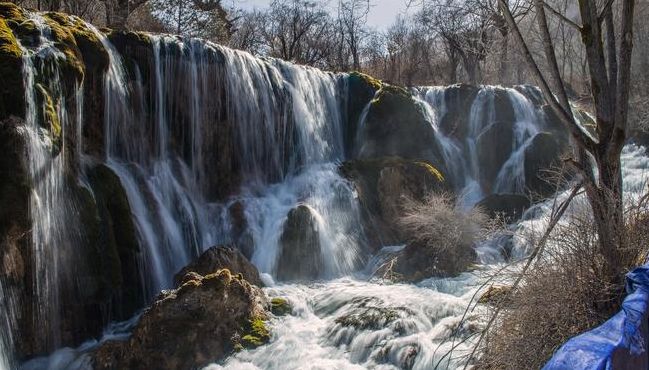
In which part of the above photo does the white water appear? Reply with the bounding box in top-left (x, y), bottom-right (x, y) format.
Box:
top-left (417, 85), bottom-right (548, 207)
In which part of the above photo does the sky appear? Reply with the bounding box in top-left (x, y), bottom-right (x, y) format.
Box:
top-left (226, 0), bottom-right (417, 29)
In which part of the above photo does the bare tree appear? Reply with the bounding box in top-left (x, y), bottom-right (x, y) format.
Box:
top-left (499, 0), bottom-right (636, 281)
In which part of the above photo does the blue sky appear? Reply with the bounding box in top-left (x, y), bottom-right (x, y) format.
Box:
top-left (226, 0), bottom-right (417, 29)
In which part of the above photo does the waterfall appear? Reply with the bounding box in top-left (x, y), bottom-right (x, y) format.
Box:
top-left (17, 12), bottom-right (86, 353)
top-left (493, 88), bottom-right (542, 193)
top-left (417, 85), bottom-right (548, 207)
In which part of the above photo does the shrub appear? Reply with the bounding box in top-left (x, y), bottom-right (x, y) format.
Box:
top-left (477, 196), bottom-right (649, 369)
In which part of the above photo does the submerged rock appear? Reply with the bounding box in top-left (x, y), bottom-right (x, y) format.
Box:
top-left (270, 297), bottom-right (292, 316)
top-left (93, 269), bottom-right (270, 370)
top-left (174, 245), bottom-right (263, 287)
top-left (276, 204), bottom-right (323, 281)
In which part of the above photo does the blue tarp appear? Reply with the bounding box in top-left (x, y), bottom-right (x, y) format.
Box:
top-left (544, 265), bottom-right (649, 370)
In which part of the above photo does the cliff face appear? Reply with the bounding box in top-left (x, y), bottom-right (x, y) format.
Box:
top-left (0, 2), bottom-right (574, 362)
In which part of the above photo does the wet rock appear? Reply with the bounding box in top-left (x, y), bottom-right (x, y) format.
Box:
top-left (346, 72), bottom-right (382, 157)
top-left (228, 200), bottom-right (255, 259)
top-left (476, 193), bottom-right (531, 223)
top-left (174, 245), bottom-right (263, 287)
top-left (276, 204), bottom-right (323, 281)
top-left (357, 85), bottom-right (445, 171)
top-left (524, 132), bottom-right (568, 197)
top-left (340, 157), bottom-right (447, 248)
top-left (93, 270), bottom-right (270, 370)
top-left (270, 297), bottom-right (292, 316)
top-left (87, 164), bottom-right (143, 318)
top-left (437, 84), bottom-right (479, 139)
top-left (334, 306), bottom-right (404, 330)
top-left (385, 240), bottom-right (477, 282)
top-left (476, 120), bottom-right (514, 191)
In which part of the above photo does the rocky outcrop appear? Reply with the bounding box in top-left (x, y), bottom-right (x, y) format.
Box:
top-left (341, 157), bottom-right (447, 248)
top-left (476, 121), bottom-right (514, 192)
top-left (93, 269), bottom-right (270, 370)
top-left (276, 204), bottom-right (323, 281)
top-left (174, 245), bottom-right (263, 287)
top-left (476, 193), bottom-right (531, 223)
top-left (524, 132), bottom-right (568, 197)
top-left (356, 85), bottom-right (446, 172)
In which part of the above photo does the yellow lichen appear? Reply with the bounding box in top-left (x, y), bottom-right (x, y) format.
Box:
top-left (40, 12), bottom-right (85, 78)
top-left (0, 18), bottom-right (21, 58)
top-left (415, 161), bottom-right (445, 183)
top-left (35, 83), bottom-right (61, 140)
top-left (350, 71), bottom-right (382, 91)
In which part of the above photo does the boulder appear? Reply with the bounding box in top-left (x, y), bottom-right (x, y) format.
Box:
top-left (174, 245), bottom-right (263, 287)
top-left (524, 132), bottom-right (568, 197)
top-left (276, 204), bottom-right (323, 281)
top-left (387, 240), bottom-right (477, 282)
top-left (476, 193), bottom-right (531, 223)
top-left (346, 72), bottom-right (382, 157)
top-left (356, 85), bottom-right (445, 171)
top-left (340, 157), bottom-right (447, 248)
top-left (270, 297), bottom-right (292, 316)
top-left (437, 84), bottom-right (479, 139)
top-left (228, 200), bottom-right (255, 259)
top-left (93, 269), bottom-right (270, 370)
top-left (476, 120), bottom-right (514, 191)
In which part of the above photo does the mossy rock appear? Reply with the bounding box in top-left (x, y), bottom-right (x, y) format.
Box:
top-left (240, 316), bottom-right (271, 348)
top-left (335, 306), bottom-right (404, 330)
top-left (34, 83), bottom-right (62, 151)
top-left (43, 12), bottom-right (109, 75)
top-left (0, 5), bottom-right (25, 119)
top-left (349, 71), bottom-right (382, 91)
top-left (357, 84), bottom-right (446, 170)
top-left (340, 157), bottom-right (447, 248)
top-left (270, 297), bottom-right (292, 316)
top-left (345, 71), bottom-right (383, 157)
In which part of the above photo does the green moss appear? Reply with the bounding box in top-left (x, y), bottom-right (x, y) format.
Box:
top-left (0, 8), bottom-right (25, 118)
top-left (40, 12), bottom-right (85, 78)
top-left (241, 316), bottom-right (270, 349)
top-left (34, 83), bottom-right (62, 152)
top-left (43, 12), bottom-right (108, 74)
top-left (349, 71), bottom-right (382, 91)
top-left (270, 297), bottom-right (292, 316)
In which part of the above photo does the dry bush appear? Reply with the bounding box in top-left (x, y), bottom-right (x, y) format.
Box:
top-left (386, 193), bottom-right (501, 280)
top-left (477, 197), bottom-right (649, 370)
top-left (398, 192), bottom-right (490, 255)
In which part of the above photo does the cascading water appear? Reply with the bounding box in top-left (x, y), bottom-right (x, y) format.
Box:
top-left (417, 85), bottom-right (548, 206)
top-left (16, 12), bottom-right (87, 355)
top-left (3, 7), bottom-right (648, 369)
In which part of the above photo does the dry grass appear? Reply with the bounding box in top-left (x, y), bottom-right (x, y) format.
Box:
top-left (398, 192), bottom-right (491, 255)
top-left (477, 196), bottom-right (649, 370)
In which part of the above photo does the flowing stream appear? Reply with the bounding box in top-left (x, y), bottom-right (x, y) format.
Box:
top-left (2, 11), bottom-right (649, 370)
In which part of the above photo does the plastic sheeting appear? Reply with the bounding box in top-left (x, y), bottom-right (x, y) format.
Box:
top-left (544, 265), bottom-right (649, 370)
